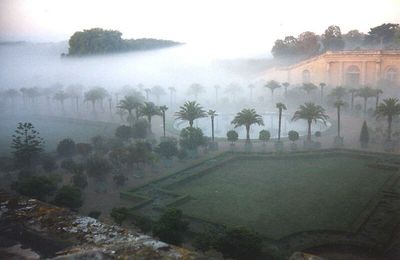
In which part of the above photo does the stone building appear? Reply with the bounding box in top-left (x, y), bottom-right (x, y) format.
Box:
top-left (268, 50), bottom-right (400, 87)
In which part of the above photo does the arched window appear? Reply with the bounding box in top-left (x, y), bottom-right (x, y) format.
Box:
top-left (302, 70), bottom-right (310, 83)
top-left (385, 67), bottom-right (398, 83)
top-left (345, 65), bottom-right (360, 86)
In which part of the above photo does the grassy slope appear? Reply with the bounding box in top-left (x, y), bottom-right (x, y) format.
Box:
top-left (172, 155), bottom-right (393, 239)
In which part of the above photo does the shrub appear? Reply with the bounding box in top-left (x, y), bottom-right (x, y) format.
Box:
top-left (315, 131), bottom-right (322, 137)
top-left (259, 130), bottom-right (271, 143)
top-left (288, 130), bottom-right (299, 142)
top-left (0, 156), bottom-right (14, 172)
top-left (216, 227), bottom-right (263, 260)
top-left (227, 130), bottom-right (238, 144)
top-left (132, 215), bottom-right (153, 233)
top-left (155, 137), bottom-right (178, 159)
top-left (60, 158), bottom-right (77, 172)
top-left (73, 172), bottom-right (88, 189)
top-left (110, 207), bottom-right (129, 225)
top-left (132, 119), bottom-right (149, 139)
top-left (179, 127), bottom-right (205, 150)
top-left (152, 208), bottom-right (188, 245)
top-left (76, 143), bottom-right (92, 156)
top-left (86, 155), bottom-right (111, 180)
top-left (41, 154), bottom-right (58, 173)
top-left (360, 120), bottom-right (370, 144)
top-left (91, 136), bottom-right (108, 152)
top-left (57, 138), bottom-right (76, 157)
top-left (53, 185), bottom-right (83, 209)
top-left (194, 228), bottom-right (224, 252)
top-left (113, 174), bottom-right (128, 186)
top-left (177, 149), bottom-right (187, 160)
top-left (88, 210), bottom-right (101, 219)
top-left (115, 125), bottom-right (133, 140)
top-left (15, 176), bottom-right (57, 200)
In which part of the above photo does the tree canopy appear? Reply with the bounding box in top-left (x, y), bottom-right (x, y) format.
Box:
top-left (67, 28), bottom-right (180, 56)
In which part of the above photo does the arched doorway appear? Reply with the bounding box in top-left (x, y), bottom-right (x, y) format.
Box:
top-left (385, 67), bottom-right (398, 83)
top-left (345, 65), bottom-right (360, 86)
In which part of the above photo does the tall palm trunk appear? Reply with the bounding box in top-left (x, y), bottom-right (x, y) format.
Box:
top-left (320, 86), bottom-right (324, 103)
top-left (363, 97), bottom-right (367, 113)
top-left (91, 100), bottom-right (96, 112)
top-left (307, 119), bottom-right (312, 142)
top-left (351, 93), bottom-right (354, 110)
top-left (147, 116), bottom-right (152, 133)
top-left (162, 111), bottom-right (166, 137)
top-left (245, 125), bottom-right (250, 142)
top-left (376, 95), bottom-right (380, 110)
top-left (189, 120), bottom-right (193, 128)
top-left (211, 116), bottom-right (215, 142)
top-left (278, 108), bottom-right (282, 141)
top-left (76, 96), bottom-right (79, 113)
top-left (387, 115), bottom-right (392, 141)
top-left (337, 105), bottom-right (341, 138)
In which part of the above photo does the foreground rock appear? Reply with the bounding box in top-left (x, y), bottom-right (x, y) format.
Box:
top-left (0, 191), bottom-right (206, 259)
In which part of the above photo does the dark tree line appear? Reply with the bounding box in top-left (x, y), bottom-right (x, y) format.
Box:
top-left (272, 23), bottom-right (400, 58)
top-left (67, 28), bottom-right (181, 56)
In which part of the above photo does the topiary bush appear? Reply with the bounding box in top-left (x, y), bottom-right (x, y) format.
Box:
top-left (53, 185), bottom-right (83, 210)
top-left (152, 208), bottom-right (188, 245)
top-left (57, 138), bottom-right (76, 157)
top-left (15, 176), bottom-right (57, 200)
top-left (227, 130), bottom-right (238, 145)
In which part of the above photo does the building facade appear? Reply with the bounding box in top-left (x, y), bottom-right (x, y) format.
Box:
top-left (268, 50), bottom-right (400, 87)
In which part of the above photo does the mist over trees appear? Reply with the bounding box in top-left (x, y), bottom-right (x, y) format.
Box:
top-left (271, 23), bottom-right (400, 59)
top-left (66, 28), bottom-right (181, 56)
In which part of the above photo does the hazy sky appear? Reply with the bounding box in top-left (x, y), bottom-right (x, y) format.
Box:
top-left (1, 0), bottom-right (400, 54)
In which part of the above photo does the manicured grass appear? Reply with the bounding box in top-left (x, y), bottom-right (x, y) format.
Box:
top-left (171, 155), bottom-right (394, 239)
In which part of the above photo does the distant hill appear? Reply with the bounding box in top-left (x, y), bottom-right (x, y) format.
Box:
top-left (0, 41), bottom-right (27, 46)
top-left (65, 28), bottom-right (182, 56)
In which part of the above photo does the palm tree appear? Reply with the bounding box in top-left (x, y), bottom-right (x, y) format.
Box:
top-left (3, 89), bottom-right (19, 106)
top-left (376, 98), bottom-right (400, 141)
top-left (144, 88), bottom-right (151, 101)
top-left (187, 83), bottom-right (205, 100)
top-left (207, 110), bottom-right (217, 142)
top-left (349, 88), bottom-right (357, 110)
top-left (225, 83), bottom-right (242, 102)
top-left (117, 96), bottom-right (143, 125)
top-left (66, 84), bottom-right (82, 113)
top-left (282, 82), bottom-right (290, 98)
top-left (301, 83), bottom-right (318, 95)
top-left (140, 102), bottom-right (161, 133)
top-left (231, 108), bottom-right (264, 142)
top-left (175, 101), bottom-right (207, 128)
top-left (328, 86), bottom-right (347, 101)
top-left (292, 102), bottom-right (329, 142)
top-left (357, 86), bottom-right (376, 113)
top-left (151, 85), bottom-right (166, 105)
top-left (168, 87), bottom-right (176, 106)
top-left (375, 89), bottom-right (383, 110)
top-left (54, 90), bottom-right (68, 112)
top-left (276, 102), bottom-right (287, 141)
top-left (214, 85), bottom-right (220, 104)
top-left (265, 80), bottom-right (281, 102)
top-left (333, 100), bottom-right (345, 139)
top-left (247, 84), bottom-right (255, 102)
top-left (319, 82), bottom-right (326, 103)
top-left (159, 105), bottom-right (168, 137)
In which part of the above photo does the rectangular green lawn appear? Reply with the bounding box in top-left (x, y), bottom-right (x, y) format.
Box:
top-left (171, 155), bottom-right (394, 239)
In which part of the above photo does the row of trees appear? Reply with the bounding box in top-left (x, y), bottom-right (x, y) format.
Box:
top-left (272, 23), bottom-right (400, 58)
top-left (67, 28), bottom-right (180, 56)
